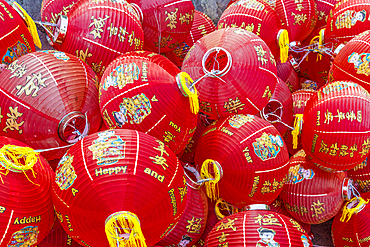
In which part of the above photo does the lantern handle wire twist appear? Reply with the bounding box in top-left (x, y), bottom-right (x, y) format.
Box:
top-left (200, 159), bottom-right (223, 201)
top-left (260, 99), bottom-right (295, 130)
top-left (214, 198), bottom-right (242, 220)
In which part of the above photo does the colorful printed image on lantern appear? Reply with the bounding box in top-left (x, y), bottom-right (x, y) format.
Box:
top-left (228, 114), bottom-right (254, 128)
top-left (286, 165), bottom-right (315, 184)
top-left (301, 80), bottom-right (317, 90)
top-left (256, 227), bottom-right (280, 247)
top-left (103, 62), bottom-right (140, 91)
top-left (8, 226), bottom-right (39, 247)
top-left (234, 0), bottom-right (265, 11)
top-left (252, 133), bottom-right (284, 161)
top-left (40, 50), bottom-right (70, 61)
top-left (348, 52), bottom-right (370, 76)
top-left (112, 93), bottom-right (152, 127)
top-left (335, 10), bottom-right (367, 29)
top-left (55, 154), bottom-right (77, 190)
top-left (301, 235), bottom-right (310, 247)
top-left (2, 41), bottom-right (28, 65)
top-left (177, 235), bottom-right (192, 247)
top-left (321, 81), bottom-right (356, 95)
top-left (88, 130), bottom-right (125, 166)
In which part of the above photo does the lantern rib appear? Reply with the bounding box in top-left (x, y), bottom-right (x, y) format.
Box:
top-left (0, 209), bottom-right (13, 246)
top-left (240, 125), bottom-right (274, 144)
top-left (30, 53), bottom-right (58, 86)
top-left (164, 0), bottom-right (192, 8)
top-left (81, 139), bottom-right (93, 181)
top-left (255, 161), bottom-right (290, 173)
top-left (333, 64), bottom-right (370, 85)
top-left (82, 37), bottom-right (123, 55)
top-left (133, 130), bottom-right (139, 175)
top-left (276, 214), bottom-right (291, 246)
top-left (0, 87), bottom-right (30, 109)
top-left (145, 115), bottom-right (167, 134)
top-left (0, 25), bottom-right (19, 41)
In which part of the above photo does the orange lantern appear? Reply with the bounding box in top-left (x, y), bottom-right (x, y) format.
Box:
top-left (276, 59), bottom-right (300, 93)
top-left (0, 136), bottom-right (54, 246)
top-left (194, 114), bottom-right (290, 207)
top-left (99, 51), bottom-right (198, 155)
top-left (182, 28), bottom-right (279, 120)
top-left (0, 51), bottom-right (101, 160)
top-left (347, 158), bottom-right (370, 193)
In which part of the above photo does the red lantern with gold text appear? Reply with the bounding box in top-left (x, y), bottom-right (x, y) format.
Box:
top-left (164, 10), bottom-right (216, 68)
top-left (218, 0), bottom-right (290, 63)
top-left (37, 220), bottom-right (80, 247)
top-left (0, 51), bottom-right (101, 160)
top-left (0, 0), bottom-right (36, 65)
top-left (52, 129), bottom-right (187, 247)
top-left (301, 81), bottom-right (370, 172)
top-left (182, 28), bottom-right (278, 120)
top-left (0, 136), bottom-right (54, 246)
top-left (277, 59), bottom-right (300, 93)
top-left (99, 51), bottom-right (198, 155)
top-left (347, 158), bottom-right (370, 193)
top-left (50, 0), bottom-right (144, 78)
top-left (280, 150), bottom-right (352, 224)
top-left (331, 195), bottom-right (370, 246)
top-left (194, 114), bottom-right (290, 207)
top-left (127, 0), bottom-right (194, 53)
top-left (205, 205), bottom-right (312, 246)
top-left (314, 0), bottom-right (336, 29)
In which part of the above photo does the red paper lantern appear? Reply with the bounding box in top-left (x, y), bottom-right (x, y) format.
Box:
top-left (347, 158), bottom-right (370, 193)
top-left (37, 220), bottom-right (80, 247)
top-left (194, 114), bottom-right (290, 207)
top-left (0, 51), bottom-right (101, 160)
top-left (275, 0), bottom-right (317, 41)
top-left (52, 129), bottom-right (187, 246)
top-left (331, 195), bottom-right (370, 246)
top-left (164, 10), bottom-right (216, 67)
top-left (99, 51), bottom-right (198, 155)
top-left (0, 0), bottom-right (36, 65)
top-left (182, 28), bottom-right (278, 120)
top-left (280, 149), bottom-right (351, 224)
top-left (50, 0), bottom-right (144, 78)
top-left (276, 59), bottom-right (300, 93)
top-left (301, 81), bottom-right (370, 172)
top-left (127, 0), bottom-right (194, 53)
top-left (259, 77), bottom-right (294, 137)
top-left (0, 136), bottom-right (54, 246)
top-left (314, 0), bottom-right (336, 29)
top-left (205, 205), bottom-right (312, 246)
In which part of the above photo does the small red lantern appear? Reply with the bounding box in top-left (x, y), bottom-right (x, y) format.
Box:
top-left (280, 149), bottom-right (352, 224)
top-left (50, 0), bottom-right (144, 78)
top-left (194, 114), bottom-right (290, 207)
top-left (99, 51), bottom-right (198, 155)
top-left (217, 0), bottom-right (290, 63)
top-left (127, 0), bottom-right (194, 53)
top-left (301, 81), bottom-right (370, 172)
top-left (164, 10), bottom-right (216, 68)
top-left (314, 0), bottom-right (336, 29)
top-left (0, 136), bottom-right (54, 246)
top-left (182, 28), bottom-right (279, 120)
top-left (52, 129), bottom-right (187, 246)
top-left (37, 220), bottom-right (80, 247)
top-left (276, 59), bottom-right (300, 93)
top-left (205, 205), bottom-right (312, 246)
top-left (0, 51), bottom-right (101, 160)
top-left (347, 158), bottom-right (370, 193)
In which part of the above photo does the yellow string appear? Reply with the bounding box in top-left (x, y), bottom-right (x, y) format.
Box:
top-left (200, 159), bottom-right (221, 201)
top-left (177, 72), bottom-right (199, 114)
top-left (215, 198), bottom-right (240, 220)
top-left (278, 29), bottom-right (289, 63)
top-left (291, 114), bottom-right (303, 149)
top-left (340, 197), bottom-right (369, 222)
top-left (105, 211), bottom-right (147, 247)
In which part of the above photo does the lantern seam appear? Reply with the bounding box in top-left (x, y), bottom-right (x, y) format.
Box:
top-left (0, 25), bottom-right (19, 41)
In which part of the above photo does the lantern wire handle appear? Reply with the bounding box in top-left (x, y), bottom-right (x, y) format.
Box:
top-left (291, 114), bottom-right (303, 149)
top-left (176, 72), bottom-right (200, 114)
top-left (200, 159), bottom-right (223, 201)
top-left (260, 99), bottom-right (294, 130)
top-left (215, 198), bottom-right (241, 220)
top-left (35, 21), bottom-right (58, 37)
top-left (340, 196), bottom-right (369, 222)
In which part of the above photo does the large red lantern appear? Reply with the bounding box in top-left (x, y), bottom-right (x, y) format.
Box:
top-left (276, 59), bottom-right (300, 93)
top-left (194, 114), bottom-right (290, 207)
top-left (0, 51), bottom-right (101, 160)
top-left (0, 136), bottom-right (54, 246)
top-left (52, 129), bottom-right (187, 246)
top-left (127, 0), bottom-right (194, 53)
top-left (205, 205), bottom-right (312, 246)
top-left (99, 51), bottom-right (198, 155)
top-left (49, 0), bottom-right (144, 78)
top-left (37, 220), bottom-right (80, 247)
top-left (301, 81), bottom-right (370, 172)
top-left (182, 28), bottom-right (278, 120)
top-left (347, 158), bottom-right (370, 193)
top-left (280, 149), bottom-right (351, 224)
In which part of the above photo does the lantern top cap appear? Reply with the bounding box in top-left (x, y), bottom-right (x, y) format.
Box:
top-left (58, 111), bottom-right (90, 144)
top-left (342, 177), bottom-right (353, 201)
top-left (184, 164), bottom-right (203, 190)
top-left (52, 15), bottom-right (68, 45)
top-left (245, 204), bottom-right (270, 211)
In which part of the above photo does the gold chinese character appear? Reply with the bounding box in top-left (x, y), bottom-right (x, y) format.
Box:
top-left (224, 97), bottom-right (245, 114)
top-left (334, 109), bottom-right (345, 122)
top-left (311, 200), bottom-right (325, 218)
top-left (89, 15), bottom-right (110, 39)
top-left (76, 48), bottom-right (92, 63)
top-left (165, 8), bottom-right (178, 29)
top-left (318, 140), bottom-right (329, 154)
top-left (324, 109), bottom-right (333, 124)
top-left (3, 106), bottom-right (24, 134)
top-left (254, 214), bottom-right (283, 226)
top-left (357, 111), bottom-right (362, 122)
top-left (296, 3), bottom-right (304, 11)
top-left (318, 11), bottom-right (326, 20)
top-left (149, 155), bottom-right (168, 170)
top-left (179, 12), bottom-right (192, 25)
top-left (163, 131), bottom-right (175, 143)
top-left (217, 232), bottom-right (229, 243)
top-left (16, 73), bottom-right (47, 97)
top-left (289, 218), bottom-right (305, 233)
top-left (245, 23), bottom-right (255, 32)
top-left (154, 140), bottom-right (169, 157)
top-left (8, 60), bottom-right (27, 78)
top-left (254, 45), bottom-right (268, 65)
top-left (359, 138), bottom-right (370, 157)
top-left (261, 181), bottom-right (271, 194)
top-left (339, 145), bottom-right (349, 157)
top-left (262, 86), bottom-right (272, 99)
top-left (154, 35), bottom-right (173, 48)
top-left (349, 144), bottom-right (357, 157)
top-left (329, 143), bottom-right (339, 156)
top-left (216, 218), bottom-right (238, 231)
top-left (186, 217), bottom-right (202, 233)
top-left (90, 61), bottom-right (105, 76)
top-left (200, 101), bottom-right (212, 113)
top-left (271, 179), bottom-right (279, 192)
top-left (346, 110), bottom-right (357, 121)
top-left (291, 12), bottom-right (307, 25)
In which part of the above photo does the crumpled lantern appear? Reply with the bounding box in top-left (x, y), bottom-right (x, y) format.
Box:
top-left (52, 129), bottom-right (187, 247)
top-left (217, 0), bottom-right (290, 63)
top-left (49, 0), bottom-right (144, 77)
top-left (277, 59), bottom-right (300, 93)
top-left (182, 28), bottom-right (278, 120)
top-left (301, 81), bottom-right (370, 172)
top-left (205, 204), bottom-right (312, 246)
top-left (0, 136), bottom-right (54, 246)
top-left (99, 51), bottom-right (198, 155)
top-left (0, 51), bottom-right (101, 160)
top-left (347, 158), bottom-right (370, 193)
top-left (37, 219), bottom-right (80, 247)
top-left (194, 114), bottom-right (290, 207)
top-left (127, 0), bottom-right (194, 53)
top-left (280, 149), bottom-right (352, 224)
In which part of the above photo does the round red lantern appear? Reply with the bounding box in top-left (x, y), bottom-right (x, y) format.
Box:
top-left (280, 149), bottom-right (351, 224)
top-left (0, 136), bottom-right (54, 246)
top-left (37, 220), bottom-right (80, 247)
top-left (0, 51), bottom-right (101, 160)
top-left (127, 0), bottom-right (194, 53)
top-left (217, 0), bottom-right (290, 62)
top-left (52, 129), bottom-right (187, 246)
top-left (182, 28), bottom-right (278, 120)
top-left (277, 59), bottom-right (300, 93)
top-left (164, 10), bottom-right (216, 68)
top-left (194, 114), bottom-right (290, 207)
top-left (347, 158), bottom-right (370, 193)
top-left (99, 51), bottom-right (198, 155)
top-left (301, 81), bottom-right (370, 172)
top-left (0, 0), bottom-right (36, 65)
top-left (314, 0), bottom-right (336, 29)
top-left (49, 0), bottom-right (144, 78)
top-left (205, 204), bottom-right (312, 246)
